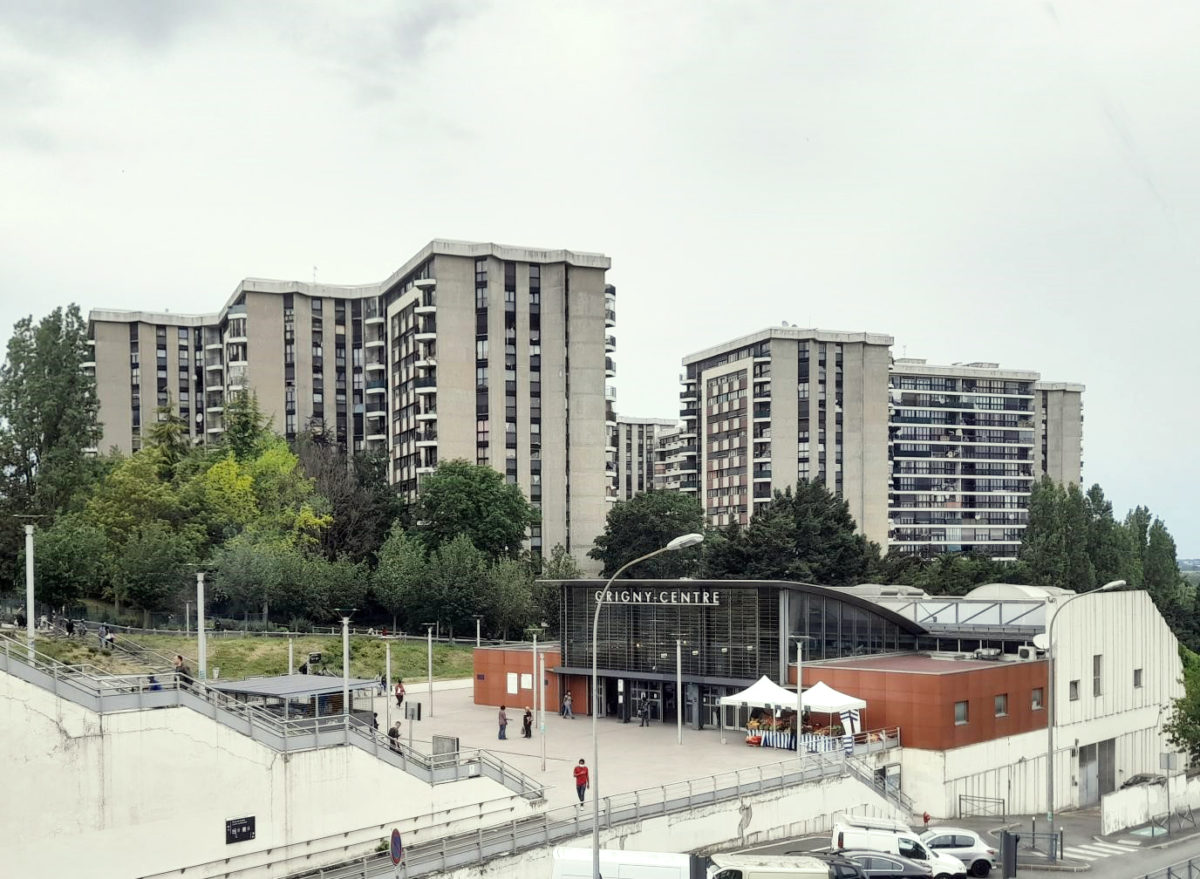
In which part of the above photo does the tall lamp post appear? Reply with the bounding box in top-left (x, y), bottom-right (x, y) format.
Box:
top-left (424, 623), bottom-right (436, 718)
top-left (592, 532), bottom-right (704, 879)
top-left (1045, 580), bottom-right (1125, 840)
top-left (336, 608), bottom-right (356, 720)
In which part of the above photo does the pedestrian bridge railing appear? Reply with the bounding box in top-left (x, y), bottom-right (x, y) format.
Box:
top-left (235, 751), bottom-right (907, 879)
top-left (0, 633), bottom-right (543, 801)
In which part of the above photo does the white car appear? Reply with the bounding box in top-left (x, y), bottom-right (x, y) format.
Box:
top-left (919, 828), bottom-right (998, 878)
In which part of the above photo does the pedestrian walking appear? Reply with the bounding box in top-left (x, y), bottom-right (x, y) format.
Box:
top-left (561, 691), bottom-right (574, 719)
top-left (522, 707), bottom-right (533, 738)
top-left (388, 722), bottom-right (401, 751)
top-left (378, 672), bottom-right (386, 696)
top-left (98, 624), bottom-right (108, 650)
top-left (498, 705), bottom-right (508, 740)
top-left (638, 700), bottom-right (650, 727)
top-left (372, 712), bottom-right (380, 731)
top-left (174, 654), bottom-right (192, 684)
top-left (573, 758), bottom-right (589, 804)
top-left (394, 679), bottom-right (406, 708)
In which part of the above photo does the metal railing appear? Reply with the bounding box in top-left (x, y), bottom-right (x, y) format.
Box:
top-left (1141, 855), bottom-right (1200, 879)
top-left (282, 751), bottom-right (907, 879)
top-left (959, 794), bottom-right (1006, 820)
top-left (0, 634), bottom-right (543, 799)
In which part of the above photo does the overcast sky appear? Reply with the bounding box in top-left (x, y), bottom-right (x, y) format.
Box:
top-left (1, 1), bottom-right (1196, 554)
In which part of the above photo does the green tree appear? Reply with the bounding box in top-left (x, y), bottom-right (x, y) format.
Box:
top-left (145, 398), bottom-right (192, 479)
top-left (1164, 647), bottom-right (1200, 763)
top-left (223, 390), bottom-right (271, 462)
top-left (485, 558), bottom-right (534, 639)
top-left (1020, 477), bottom-right (1067, 587)
top-left (703, 483), bottom-right (879, 586)
top-left (23, 514), bottom-right (109, 609)
top-left (425, 534), bottom-right (487, 636)
top-left (1062, 483), bottom-right (1096, 590)
top-left (533, 543), bottom-right (582, 634)
top-left (372, 524), bottom-right (426, 631)
top-left (0, 304), bottom-right (101, 514)
top-left (297, 436), bottom-right (401, 562)
top-left (85, 449), bottom-right (189, 546)
top-left (589, 491), bottom-right (706, 577)
top-left (1085, 484), bottom-right (1136, 587)
top-left (210, 533), bottom-right (289, 621)
top-left (179, 453), bottom-right (259, 546)
top-left (109, 522), bottom-right (196, 625)
top-left (415, 460), bottom-right (537, 560)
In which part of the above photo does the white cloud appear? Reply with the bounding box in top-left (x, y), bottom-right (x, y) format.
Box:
top-left (1, 0), bottom-right (1196, 551)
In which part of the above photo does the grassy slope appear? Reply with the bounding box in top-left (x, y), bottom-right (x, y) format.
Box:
top-left (31, 632), bottom-right (473, 681)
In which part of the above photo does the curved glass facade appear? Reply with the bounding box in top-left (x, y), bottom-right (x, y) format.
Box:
top-left (560, 580), bottom-right (923, 682)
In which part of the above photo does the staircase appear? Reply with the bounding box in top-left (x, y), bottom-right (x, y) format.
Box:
top-left (0, 633), bottom-right (543, 800)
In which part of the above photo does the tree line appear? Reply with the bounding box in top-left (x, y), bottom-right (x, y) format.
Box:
top-left (0, 306), bottom-right (579, 635)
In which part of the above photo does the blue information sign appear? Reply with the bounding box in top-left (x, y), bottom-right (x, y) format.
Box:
top-left (390, 827), bottom-right (404, 865)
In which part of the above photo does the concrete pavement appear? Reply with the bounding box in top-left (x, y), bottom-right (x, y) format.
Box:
top-left (370, 678), bottom-right (846, 812)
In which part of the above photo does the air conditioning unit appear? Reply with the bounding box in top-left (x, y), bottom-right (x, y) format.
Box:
top-left (975, 648), bottom-right (1001, 660)
top-left (1018, 646), bottom-right (1036, 661)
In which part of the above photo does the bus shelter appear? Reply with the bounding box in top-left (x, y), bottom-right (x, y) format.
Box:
top-left (209, 674), bottom-right (379, 726)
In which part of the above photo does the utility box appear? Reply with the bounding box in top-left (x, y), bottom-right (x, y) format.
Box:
top-left (1000, 830), bottom-right (1020, 878)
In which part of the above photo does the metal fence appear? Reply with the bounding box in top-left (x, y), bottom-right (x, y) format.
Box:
top-left (1141, 855), bottom-right (1200, 879)
top-left (0, 633), bottom-right (543, 799)
top-left (284, 750), bottom-right (903, 879)
top-left (958, 794), bottom-right (1006, 820)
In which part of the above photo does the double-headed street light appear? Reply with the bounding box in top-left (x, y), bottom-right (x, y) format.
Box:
top-left (1045, 579), bottom-right (1125, 843)
top-left (592, 532), bottom-right (704, 879)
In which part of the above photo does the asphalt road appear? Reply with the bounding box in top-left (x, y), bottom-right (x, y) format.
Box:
top-left (739, 830), bottom-right (1200, 878)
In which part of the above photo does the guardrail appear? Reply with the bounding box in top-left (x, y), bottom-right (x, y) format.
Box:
top-left (278, 751), bottom-right (907, 879)
top-left (959, 793), bottom-right (1006, 820)
top-left (0, 633), bottom-right (543, 800)
top-left (1140, 854), bottom-right (1200, 878)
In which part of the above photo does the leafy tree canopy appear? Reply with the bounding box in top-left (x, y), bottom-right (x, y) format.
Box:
top-left (589, 491), bottom-right (706, 577)
top-left (414, 460), bottom-right (537, 560)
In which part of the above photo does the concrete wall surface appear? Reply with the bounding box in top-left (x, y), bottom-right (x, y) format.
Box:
top-left (0, 671), bottom-right (530, 879)
top-left (433, 774), bottom-right (907, 879)
top-left (1101, 774), bottom-right (1200, 835)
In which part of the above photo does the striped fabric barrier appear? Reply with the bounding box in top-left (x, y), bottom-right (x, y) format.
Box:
top-left (757, 730), bottom-right (844, 752)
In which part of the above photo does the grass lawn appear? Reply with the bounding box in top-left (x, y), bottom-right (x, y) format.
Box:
top-left (31, 632), bottom-right (474, 682)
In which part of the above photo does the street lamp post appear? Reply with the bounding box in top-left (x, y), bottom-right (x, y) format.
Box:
top-left (24, 523), bottom-right (35, 661)
top-left (196, 571), bottom-right (208, 681)
top-left (336, 609), bottom-right (356, 721)
top-left (424, 623), bottom-right (436, 718)
top-left (591, 532), bottom-right (704, 879)
top-left (1045, 580), bottom-right (1125, 843)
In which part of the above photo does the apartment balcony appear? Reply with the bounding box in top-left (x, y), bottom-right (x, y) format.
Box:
top-left (679, 429), bottom-right (697, 440)
top-left (205, 405), bottom-right (224, 414)
top-left (605, 385), bottom-right (617, 402)
top-left (414, 429), bottom-right (438, 447)
top-left (679, 477), bottom-right (699, 492)
top-left (365, 380), bottom-right (386, 396)
top-left (752, 468), bottom-right (773, 481)
top-left (681, 407), bottom-right (698, 419)
top-left (365, 360), bottom-right (386, 372)
top-left (226, 333), bottom-right (248, 344)
top-left (365, 432), bottom-right (387, 444)
top-left (365, 337), bottom-right (386, 349)
top-left (752, 407), bottom-right (771, 421)
top-left (205, 362), bottom-right (224, 372)
top-left (414, 301), bottom-right (436, 316)
top-left (365, 405), bottom-right (387, 419)
top-left (415, 410), bottom-right (437, 422)
top-left (205, 342), bottom-right (223, 351)
top-left (605, 357), bottom-right (616, 378)
top-left (414, 375), bottom-right (437, 394)
top-left (605, 307), bottom-right (616, 327)
top-left (605, 334), bottom-right (616, 353)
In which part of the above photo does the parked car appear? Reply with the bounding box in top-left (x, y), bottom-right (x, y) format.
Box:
top-left (831, 816), bottom-right (965, 879)
top-left (836, 849), bottom-right (933, 878)
top-left (1120, 773), bottom-right (1166, 790)
top-left (919, 828), bottom-right (998, 878)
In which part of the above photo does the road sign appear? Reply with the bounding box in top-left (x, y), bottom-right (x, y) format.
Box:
top-left (390, 827), bottom-right (404, 865)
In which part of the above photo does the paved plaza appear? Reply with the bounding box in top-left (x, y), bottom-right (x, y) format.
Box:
top-left (371, 679), bottom-right (808, 811)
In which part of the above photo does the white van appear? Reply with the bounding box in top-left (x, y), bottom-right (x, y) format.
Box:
top-left (831, 816), bottom-right (965, 879)
top-left (552, 847), bottom-right (704, 879)
top-left (707, 853), bottom-right (845, 879)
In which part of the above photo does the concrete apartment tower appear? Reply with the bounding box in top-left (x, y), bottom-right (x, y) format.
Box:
top-left (888, 359), bottom-right (1085, 559)
top-left (607, 416), bottom-right (679, 503)
top-left (679, 327), bottom-right (894, 545)
top-left (87, 240), bottom-right (612, 564)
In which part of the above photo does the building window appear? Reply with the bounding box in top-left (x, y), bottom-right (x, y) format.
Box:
top-left (1134, 668), bottom-right (1143, 689)
top-left (954, 701), bottom-right (968, 725)
top-left (1069, 680), bottom-right (1079, 701)
top-left (1032, 687), bottom-right (1044, 710)
top-left (1093, 655), bottom-right (1102, 696)
top-left (994, 694), bottom-right (1008, 717)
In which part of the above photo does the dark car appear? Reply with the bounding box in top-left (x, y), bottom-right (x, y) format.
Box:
top-left (1121, 773), bottom-right (1166, 789)
top-left (789, 850), bottom-right (869, 878)
top-left (837, 849), bottom-right (933, 878)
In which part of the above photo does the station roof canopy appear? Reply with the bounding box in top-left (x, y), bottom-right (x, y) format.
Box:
top-left (207, 674), bottom-right (378, 699)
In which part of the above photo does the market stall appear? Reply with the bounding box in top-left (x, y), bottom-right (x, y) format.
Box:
top-left (718, 676), bottom-right (868, 752)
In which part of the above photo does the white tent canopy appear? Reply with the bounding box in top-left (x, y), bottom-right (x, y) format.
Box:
top-left (719, 675), bottom-right (800, 709)
top-left (801, 680), bottom-right (866, 713)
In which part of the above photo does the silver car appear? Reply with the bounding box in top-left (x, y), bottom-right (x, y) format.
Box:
top-left (919, 828), bottom-right (998, 878)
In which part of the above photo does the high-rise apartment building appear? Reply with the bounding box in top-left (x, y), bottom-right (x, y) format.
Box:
top-left (652, 423), bottom-right (688, 493)
top-left (607, 416), bottom-right (677, 502)
top-left (678, 328), bottom-right (1084, 560)
top-left (680, 328), bottom-right (894, 543)
top-left (87, 240), bottom-right (612, 562)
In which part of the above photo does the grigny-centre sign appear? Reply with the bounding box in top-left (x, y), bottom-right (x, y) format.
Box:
top-left (594, 588), bottom-right (722, 606)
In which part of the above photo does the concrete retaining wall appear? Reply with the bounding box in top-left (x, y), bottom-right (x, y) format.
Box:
top-left (1101, 775), bottom-right (1200, 834)
top-left (0, 669), bottom-right (535, 878)
top-left (430, 774), bottom-right (906, 879)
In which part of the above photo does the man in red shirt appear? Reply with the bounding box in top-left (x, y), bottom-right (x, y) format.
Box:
top-left (573, 758), bottom-right (589, 804)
